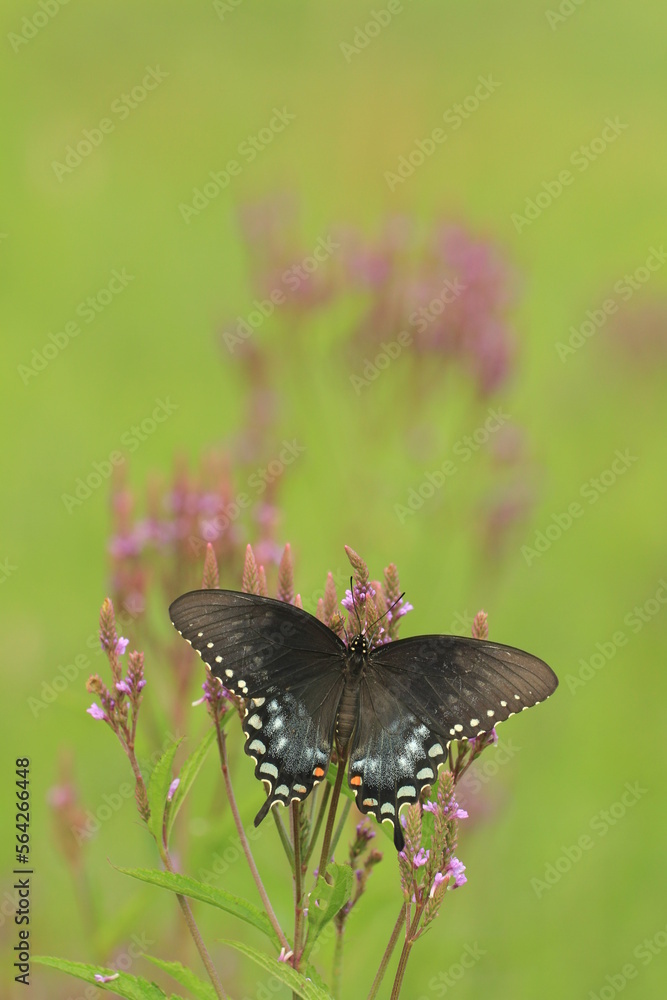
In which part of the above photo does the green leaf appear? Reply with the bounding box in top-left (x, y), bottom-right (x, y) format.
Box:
top-left (116, 866), bottom-right (278, 944)
top-left (304, 962), bottom-right (331, 994)
top-left (147, 737), bottom-right (183, 843)
top-left (221, 940), bottom-right (333, 1000)
top-left (142, 956), bottom-right (217, 1000)
top-left (303, 863), bottom-right (354, 959)
top-left (34, 957), bottom-right (183, 1000)
top-left (166, 728), bottom-right (216, 842)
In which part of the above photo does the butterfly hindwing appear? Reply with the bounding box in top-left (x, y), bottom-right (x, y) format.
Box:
top-left (169, 590), bottom-right (347, 821)
top-left (348, 677), bottom-right (448, 850)
top-left (243, 680), bottom-right (344, 823)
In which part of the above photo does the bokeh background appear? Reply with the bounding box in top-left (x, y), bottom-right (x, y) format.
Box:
top-left (2, 1), bottom-right (666, 998)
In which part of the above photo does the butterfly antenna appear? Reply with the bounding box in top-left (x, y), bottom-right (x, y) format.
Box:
top-left (349, 576), bottom-right (364, 635)
top-left (367, 591), bottom-right (406, 645)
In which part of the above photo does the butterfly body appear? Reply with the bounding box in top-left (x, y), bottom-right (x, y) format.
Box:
top-left (169, 589), bottom-right (558, 849)
top-left (334, 634), bottom-right (368, 751)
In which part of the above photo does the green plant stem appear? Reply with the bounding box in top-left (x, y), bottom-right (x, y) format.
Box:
top-left (272, 807), bottom-right (295, 871)
top-left (304, 781), bottom-right (331, 866)
top-left (317, 761), bottom-right (346, 878)
top-left (367, 905), bottom-right (406, 1000)
top-left (332, 923), bottom-right (345, 999)
top-left (160, 846), bottom-right (227, 1000)
top-left (292, 801), bottom-right (304, 966)
top-left (214, 721), bottom-right (290, 950)
top-left (390, 905), bottom-right (424, 1000)
top-left (329, 798), bottom-right (352, 858)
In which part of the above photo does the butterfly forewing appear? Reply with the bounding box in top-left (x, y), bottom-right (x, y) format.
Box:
top-left (370, 635), bottom-right (558, 743)
top-left (169, 590), bottom-right (347, 819)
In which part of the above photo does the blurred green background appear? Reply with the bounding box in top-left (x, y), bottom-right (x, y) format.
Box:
top-left (2, 1), bottom-right (666, 998)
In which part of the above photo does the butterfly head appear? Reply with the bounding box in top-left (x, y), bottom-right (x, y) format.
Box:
top-left (348, 633), bottom-right (369, 657)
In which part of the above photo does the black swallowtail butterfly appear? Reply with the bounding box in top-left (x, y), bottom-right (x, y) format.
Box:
top-left (169, 589), bottom-right (558, 849)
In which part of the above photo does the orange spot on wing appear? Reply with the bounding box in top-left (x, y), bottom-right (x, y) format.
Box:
top-left (350, 775), bottom-right (362, 787)
top-left (313, 766), bottom-right (325, 778)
